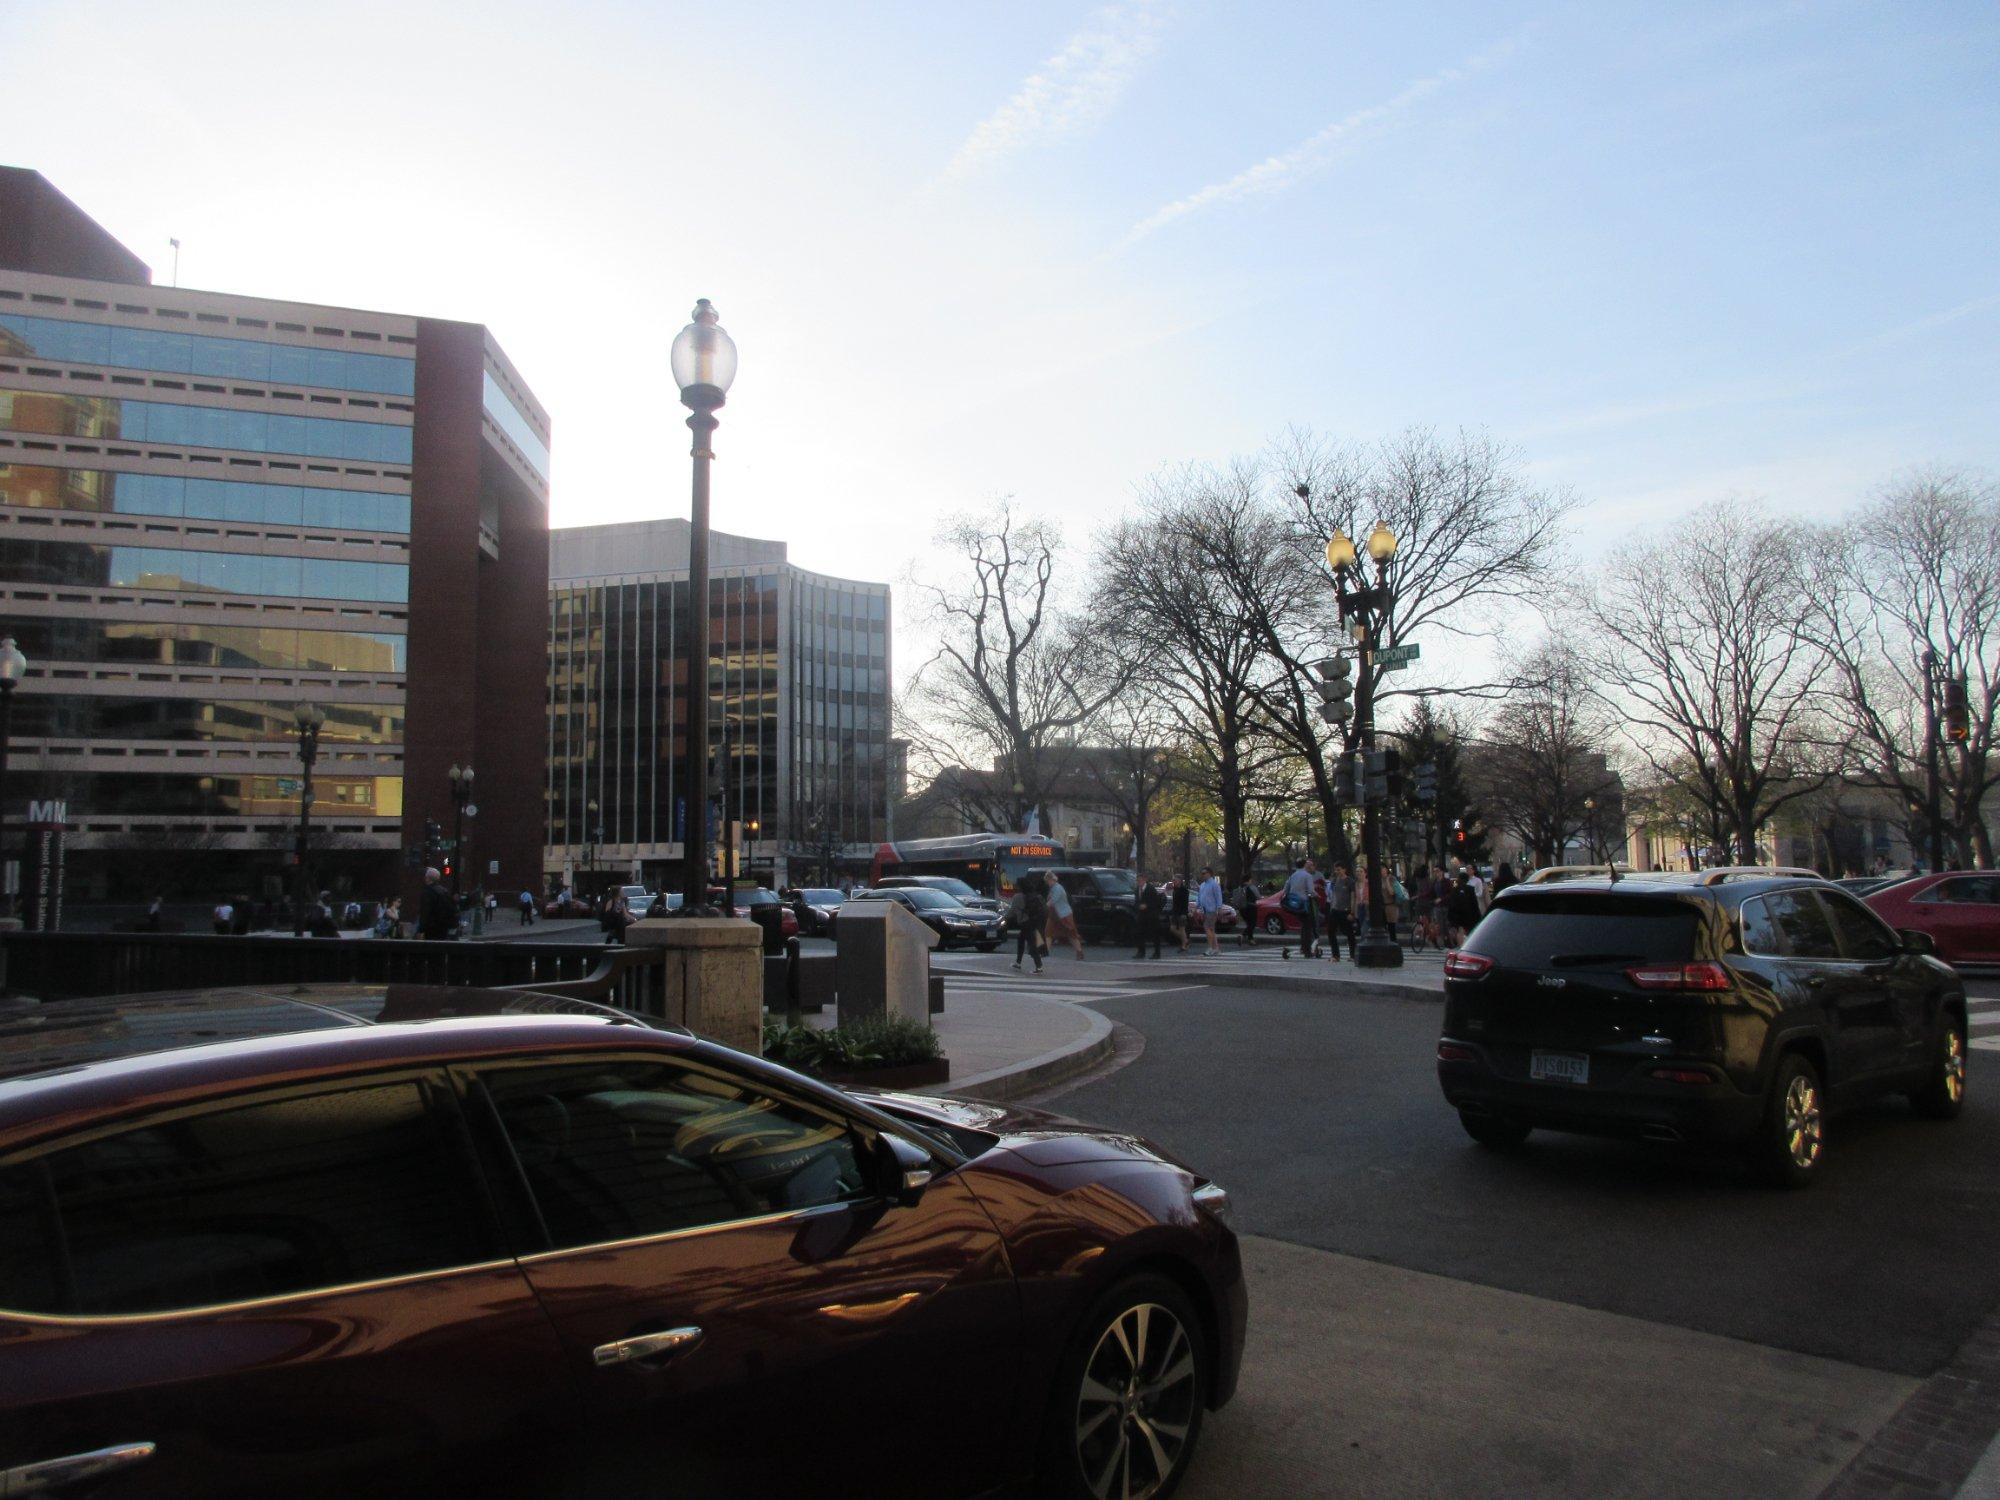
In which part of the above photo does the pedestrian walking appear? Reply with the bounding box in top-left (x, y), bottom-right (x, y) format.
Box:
top-left (1196, 866), bottom-right (1224, 955)
top-left (1325, 863), bottom-right (1355, 962)
top-left (1014, 873), bottom-right (1048, 973)
top-left (600, 890), bottom-right (633, 945)
top-left (519, 888), bottom-right (537, 925)
top-left (1045, 875), bottom-right (1085, 958)
top-left (417, 867), bottom-right (458, 941)
top-left (1283, 857), bottom-right (1320, 957)
top-left (1446, 873), bottom-right (1482, 946)
top-left (1169, 876), bottom-right (1191, 953)
top-left (1492, 861), bottom-right (1519, 896)
top-left (211, 897), bottom-right (233, 936)
top-left (1134, 876), bottom-right (1165, 959)
top-left (1233, 877), bottom-right (1259, 946)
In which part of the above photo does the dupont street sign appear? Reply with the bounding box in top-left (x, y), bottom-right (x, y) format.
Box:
top-left (1373, 642), bottom-right (1421, 672)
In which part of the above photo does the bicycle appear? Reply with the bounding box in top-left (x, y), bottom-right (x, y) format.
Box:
top-left (1405, 907), bottom-right (1443, 953)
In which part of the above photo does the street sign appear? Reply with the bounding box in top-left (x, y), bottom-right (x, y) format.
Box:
top-left (1373, 642), bottom-right (1421, 672)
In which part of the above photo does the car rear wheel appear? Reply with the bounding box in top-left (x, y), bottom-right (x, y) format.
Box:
top-left (1039, 1273), bottom-right (1207, 1500)
top-left (1751, 1052), bottom-right (1825, 1188)
top-left (1911, 1018), bottom-right (1968, 1120)
top-left (1459, 1111), bottom-right (1531, 1149)
top-left (1262, 915), bottom-right (1285, 935)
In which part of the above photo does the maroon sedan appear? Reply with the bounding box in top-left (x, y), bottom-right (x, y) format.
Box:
top-left (0, 986), bottom-right (1242, 1498)
top-left (1866, 872), bottom-right (2000, 965)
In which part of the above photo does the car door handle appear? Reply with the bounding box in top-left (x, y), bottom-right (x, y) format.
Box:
top-left (593, 1325), bottom-right (703, 1368)
top-left (2, 1441), bottom-right (156, 1494)
top-left (1807, 975), bottom-right (1827, 988)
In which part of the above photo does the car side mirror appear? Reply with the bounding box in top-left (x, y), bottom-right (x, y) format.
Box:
top-left (1899, 928), bottom-right (1935, 957)
top-left (877, 1133), bottom-right (934, 1207)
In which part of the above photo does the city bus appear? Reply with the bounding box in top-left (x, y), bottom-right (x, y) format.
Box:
top-left (869, 834), bottom-right (1067, 899)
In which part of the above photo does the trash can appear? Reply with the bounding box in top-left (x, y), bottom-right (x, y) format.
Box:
top-left (748, 903), bottom-right (785, 955)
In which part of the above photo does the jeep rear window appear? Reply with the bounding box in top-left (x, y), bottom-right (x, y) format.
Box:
top-left (1466, 896), bottom-right (1701, 966)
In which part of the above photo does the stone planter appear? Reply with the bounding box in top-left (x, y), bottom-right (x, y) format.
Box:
top-left (816, 1057), bottom-right (950, 1091)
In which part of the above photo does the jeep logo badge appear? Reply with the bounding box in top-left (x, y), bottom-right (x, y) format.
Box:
top-left (1537, 975), bottom-right (1567, 988)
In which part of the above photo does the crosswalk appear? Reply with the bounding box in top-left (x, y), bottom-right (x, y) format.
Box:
top-left (1972, 996), bottom-right (1999, 1052)
top-left (932, 966), bottom-right (1208, 1007)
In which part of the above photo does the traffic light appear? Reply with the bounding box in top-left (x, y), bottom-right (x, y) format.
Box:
top-left (1315, 655), bottom-right (1353, 725)
top-left (1363, 748), bottom-right (1403, 803)
top-left (1413, 760), bottom-right (1438, 803)
top-left (1944, 677), bottom-right (1970, 743)
top-left (441, 856), bottom-right (453, 880)
top-left (1451, 818), bottom-right (1466, 850)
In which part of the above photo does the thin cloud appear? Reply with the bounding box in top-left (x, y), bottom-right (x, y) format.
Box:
top-left (941, 1), bottom-right (1167, 181)
top-left (1117, 30), bottom-right (1527, 248)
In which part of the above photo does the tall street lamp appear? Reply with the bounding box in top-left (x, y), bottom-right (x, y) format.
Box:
top-left (1326, 520), bottom-right (1403, 968)
top-left (292, 702), bottom-right (324, 937)
top-left (671, 299), bottom-right (738, 917)
top-left (448, 763), bottom-right (474, 904)
top-left (1583, 795), bottom-right (1599, 864)
top-left (0, 638), bottom-right (26, 921)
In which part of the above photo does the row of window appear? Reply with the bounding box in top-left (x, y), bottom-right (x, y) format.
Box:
top-left (1739, 891), bottom-right (1898, 961)
top-left (0, 537), bottom-right (409, 604)
top-left (0, 1051), bottom-right (866, 1317)
top-left (12, 697), bottom-right (403, 747)
top-left (12, 770), bottom-right (403, 817)
top-left (4, 618), bottom-right (406, 674)
top-left (1, 462), bottom-right (410, 533)
top-left (0, 311), bottom-right (415, 395)
top-left (1, 389), bottom-right (412, 465)
top-left (481, 371), bottom-right (550, 483)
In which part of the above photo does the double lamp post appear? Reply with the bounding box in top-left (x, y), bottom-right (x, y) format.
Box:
top-left (1323, 519), bottom-right (1403, 969)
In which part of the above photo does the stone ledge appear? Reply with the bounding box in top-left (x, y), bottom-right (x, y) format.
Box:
top-left (626, 917), bottom-right (759, 948)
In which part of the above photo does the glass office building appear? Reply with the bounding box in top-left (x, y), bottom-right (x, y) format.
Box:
top-left (0, 168), bottom-right (552, 909)
top-left (547, 521), bottom-right (891, 891)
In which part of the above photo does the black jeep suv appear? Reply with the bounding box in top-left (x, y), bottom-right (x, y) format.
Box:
top-left (1436, 872), bottom-right (1969, 1186)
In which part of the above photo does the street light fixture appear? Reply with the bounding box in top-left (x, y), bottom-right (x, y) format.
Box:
top-left (1324, 519), bottom-right (1402, 968)
top-left (0, 638), bottom-right (27, 922)
top-left (291, 702), bottom-right (325, 937)
top-left (671, 299), bottom-right (738, 917)
top-left (447, 763), bottom-right (474, 905)
top-left (1583, 795), bottom-right (1599, 864)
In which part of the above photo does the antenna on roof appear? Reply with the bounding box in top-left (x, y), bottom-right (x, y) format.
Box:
top-left (169, 238), bottom-right (181, 288)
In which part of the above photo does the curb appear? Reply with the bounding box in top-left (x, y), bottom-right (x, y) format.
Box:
top-left (922, 998), bottom-right (1116, 1103)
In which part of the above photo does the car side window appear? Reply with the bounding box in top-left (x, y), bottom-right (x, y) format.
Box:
top-left (0, 1078), bottom-right (490, 1317)
top-left (474, 1058), bottom-right (872, 1253)
top-left (1739, 897), bottom-right (1783, 956)
top-left (1764, 891), bottom-right (1839, 959)
top-left (1817, 891), bottom-right (1899, 961)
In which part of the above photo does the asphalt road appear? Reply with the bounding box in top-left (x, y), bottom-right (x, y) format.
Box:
top-left (1053, 982), bottom-right (2000, 1379)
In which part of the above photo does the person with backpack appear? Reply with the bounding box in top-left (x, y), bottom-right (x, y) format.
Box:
top-left (1324, 863), bottom-right (1355, 962)
top-left (1233, 876), bottom-right (1259, 946)
top-left (1283, 857), bottom-right (1320, 957)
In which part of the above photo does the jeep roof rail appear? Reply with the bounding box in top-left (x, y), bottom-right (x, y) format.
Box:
top-left (1694, 865), bottom-right (1825, 885)
top-left (1521, 864), bottom-right (1634, 885)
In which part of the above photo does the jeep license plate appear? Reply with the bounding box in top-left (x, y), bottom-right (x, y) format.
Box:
top-left (1530, 1050), bottom-right (1589, 1085)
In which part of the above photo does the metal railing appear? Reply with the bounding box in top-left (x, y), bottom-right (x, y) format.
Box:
top-left (0, 931), bottom-right (669, 1019)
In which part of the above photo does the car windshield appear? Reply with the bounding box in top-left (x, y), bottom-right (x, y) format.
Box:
top-left (1468, 896), bottom-right (1701, 966)
top-left (1092, 869), bottom-right (1139, 895)
top-left (901, 889), bottom-right (961, 910)
top-left (801, 888), bottom-right (845, 904)
top-left (737, 890), bottom-right (777, 907)
top-left (920, 877), bottom-right (982, 901)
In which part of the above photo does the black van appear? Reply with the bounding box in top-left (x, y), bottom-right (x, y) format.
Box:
top-left (1046, 867), bottom-right (1141, 945)
top-left (1436, 871), bottom-right (1968, 1186)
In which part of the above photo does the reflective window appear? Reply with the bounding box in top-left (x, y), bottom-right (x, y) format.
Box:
top-left (2, 618), bottom-right (405, 673)
top-left (476, 1057), bottom-right (870, 1250)
top-left (481, 370), bottom-right (550, 482)
top-left (0, 388), bottom-right (411, 464)
top-left (11, 769), bottom-right (404, 818)
top-left (0, 311), bottom-right (415, 395)
top-left (1817, 892), bottom-right (1899, 961)
top-left (0, 537), bottom-right (407, 603)
top-left (1761, 892), bottom-right (1839, 960)
top-left (1923, 876), bottom-right (2000, 905)
top-left (0, 1080), bottom-right (488, 1316)
top-left (1739, 897), bottom-right (1783, 956)
top-left (0, 463), bottom-right (408, 532)
top-left (13, 697), bottom-right (403, 746)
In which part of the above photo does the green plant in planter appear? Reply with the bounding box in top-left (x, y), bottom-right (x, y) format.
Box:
top-left (762, 1016), bottom-right (942, 1076)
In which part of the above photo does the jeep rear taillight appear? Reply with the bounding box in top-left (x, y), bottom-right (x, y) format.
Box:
top-left (1625, 961), bottom-right (1731, 992)
top-left (1443, 951), bottom-right (1495, 981)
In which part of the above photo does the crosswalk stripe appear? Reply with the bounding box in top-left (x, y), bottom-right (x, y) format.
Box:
top-left (1971, 1012), bottom-right (1999, 1030)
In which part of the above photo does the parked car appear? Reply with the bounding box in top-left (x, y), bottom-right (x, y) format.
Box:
top-left (618, 883), bottom-right (653, 910)
top-left (1254, 890), bottom-right (1314, 935)
top-left (784, 886), bottom-right (848, 935)
top-left (543, 893), bottom-right (593, 919)
top-left (0, 985), bottom-right (1242, 1498)
top-left (730, 886), bottom-right (800, 940)
top-left (1865, 872), bottom-right (2000, 965)
top-left (1437, 870), bottom-right (1969, 1186)
top-left (873, 875), bottom-right (1009, 926)
top-left (843, 887), bottom-right (1005, 950)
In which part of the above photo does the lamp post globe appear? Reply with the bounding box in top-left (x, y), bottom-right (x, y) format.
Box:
top-left (1324, 530), bottom-right (1357, 572)
top-left (1365, 523), bottom-right (1398, 564)
top-left (671, 300), bottom-right (738, 412)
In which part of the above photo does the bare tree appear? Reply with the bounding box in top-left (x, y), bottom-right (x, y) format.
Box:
top-left (1075, 684), bottom-right (1179, 870)
top-left (902, 502), bottom-right (1131, 833)
top-left (1587, 499), bottom-right (1839, 861)
top-left (1802, 467), bottom-right (2000, 867)
top-left (1475, 637), bottom-right (1620, 867)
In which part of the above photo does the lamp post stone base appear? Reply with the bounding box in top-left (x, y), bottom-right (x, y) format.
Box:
top-left (1354, 934), bottom-right (1405, 968)
top-left (628, 917), bottom-right (762, 1053)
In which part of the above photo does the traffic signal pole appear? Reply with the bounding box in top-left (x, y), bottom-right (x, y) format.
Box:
top-left (1922, 649), bottom-right (1945, 871)
top-left (1353, 635), bottom-right (1401, 967)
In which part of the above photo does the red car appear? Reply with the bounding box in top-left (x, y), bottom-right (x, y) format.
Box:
top-left (1254, 891), bottom-right (1317, 935)
top-left (0, 985), bottom-right (1243, 1498)
top-left (1865, 872), bottom-right (2000, 965)
top-left (730, 887), bottom-right (800, 940)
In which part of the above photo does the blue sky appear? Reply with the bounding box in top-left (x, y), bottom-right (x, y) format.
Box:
top-left (2, 1), bottom-right (1994, 650)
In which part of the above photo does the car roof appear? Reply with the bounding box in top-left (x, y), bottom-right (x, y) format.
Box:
top-left (1495, 873), bottom-right (1828, 909)
top-left (0, 985), bottom-right (688, 1139)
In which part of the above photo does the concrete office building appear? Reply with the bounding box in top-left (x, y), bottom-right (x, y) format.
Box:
top-left (547, 520), bottom-right (891, 892)
top-left (0, 167), bottom-right (551, 908)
